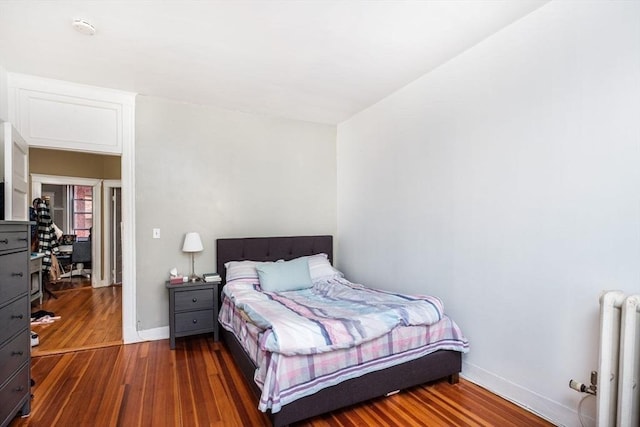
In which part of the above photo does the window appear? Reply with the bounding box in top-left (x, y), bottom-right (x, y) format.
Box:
top-left (72, 185), bottom-right (92, 238)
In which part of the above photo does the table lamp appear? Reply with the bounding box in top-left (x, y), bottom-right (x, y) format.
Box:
top-left (182, 232), bottom-right (203, 282)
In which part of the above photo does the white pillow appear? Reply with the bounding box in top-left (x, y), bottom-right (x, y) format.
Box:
top-left (224, 260), bottom-right (264, 283)
top-left (306, 253), bottom-right (343, 281)
top-left (224, 259), bottom-right (288, 283)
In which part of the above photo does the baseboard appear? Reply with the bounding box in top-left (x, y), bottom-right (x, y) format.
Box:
top-left (124, 326), bottom-right (169, 344)
top-left (462, 361), bottom-right (589, 427)
top-left (91, 280), bottom-right (109, 288)
top-left (136, 326), bottom-right (170, 342)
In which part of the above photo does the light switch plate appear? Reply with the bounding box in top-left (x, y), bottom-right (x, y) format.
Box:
top-left (152, 228), bottom-right (161, 239)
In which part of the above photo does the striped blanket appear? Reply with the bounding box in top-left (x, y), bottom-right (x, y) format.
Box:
top-left (222, 278), bottom-right (445, 355)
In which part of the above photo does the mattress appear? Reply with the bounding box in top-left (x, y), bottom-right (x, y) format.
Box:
top-left (218, 282), bottom-right (469, 413)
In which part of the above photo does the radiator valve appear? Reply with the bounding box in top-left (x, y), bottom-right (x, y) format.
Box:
top-left (569, 371), bottom-right (597, 395)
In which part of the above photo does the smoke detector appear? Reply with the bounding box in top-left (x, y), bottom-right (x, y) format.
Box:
top-left (72, 19), bottom-right (96, 36)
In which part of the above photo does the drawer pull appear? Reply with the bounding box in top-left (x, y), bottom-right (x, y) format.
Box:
top-left (0, 238), bottom-right (8, 244)
top-left (18, 237), bottom-right (28, 242)
top-left (14, 386), bottom-right (25, 392)
top-left (192, 297), bottom-right (198, 303)
top-left (192, 319), bottom-right (198, 324)
top-left (12, 272), bottom-right (24, 277)
top-left (11, 314), bottom-right (24, 319)
top-left (11, 351), bottom-right (24, 356)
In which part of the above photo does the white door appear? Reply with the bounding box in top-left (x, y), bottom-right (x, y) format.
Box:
top-left (1, 123), bottom-right (29, 220)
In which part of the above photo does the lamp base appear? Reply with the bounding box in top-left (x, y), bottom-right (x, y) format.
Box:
top-left (188, 252), bottom-right (200, 282)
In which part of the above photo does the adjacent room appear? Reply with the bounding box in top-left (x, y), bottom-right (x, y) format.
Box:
top-left (26, 149), bottom-right (123, 357)
top-left (0, 1), bottom-right (638, 426)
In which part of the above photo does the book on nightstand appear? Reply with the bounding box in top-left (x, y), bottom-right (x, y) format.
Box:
top-left (202, 273), bottom-right (221, 283)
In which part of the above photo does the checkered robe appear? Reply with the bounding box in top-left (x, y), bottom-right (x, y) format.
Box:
top-left (35, 201), bottom-right (59, 273)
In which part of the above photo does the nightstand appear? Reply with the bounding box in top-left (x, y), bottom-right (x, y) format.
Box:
top-left (166, 281), bottom-right (220, 349)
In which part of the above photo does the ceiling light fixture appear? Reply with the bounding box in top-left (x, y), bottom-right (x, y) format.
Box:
top-left (72, 19), bottom-right (96, 36)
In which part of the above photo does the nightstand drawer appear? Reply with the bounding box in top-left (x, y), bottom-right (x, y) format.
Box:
top-left (0, 297), bottom-right (29, 345)
top-left (0, 331), bottom-right (29, 383)
top-left (0, 364), bottom-right (29, 425)
top-left (174, 289), bottom-right (214, 312)
top-left (175, 309), bottom-right (214, 334)
top-left (0, 251), bottom-right (29, 304)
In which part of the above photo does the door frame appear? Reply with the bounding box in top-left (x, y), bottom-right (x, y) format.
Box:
top-left (31, 174), bottom-right (102, 288)
top-left (103, 179), bottom-right (121, 287)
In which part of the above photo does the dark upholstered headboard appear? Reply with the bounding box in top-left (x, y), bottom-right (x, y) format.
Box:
top-left (216, 235), bottom-right (333, 284)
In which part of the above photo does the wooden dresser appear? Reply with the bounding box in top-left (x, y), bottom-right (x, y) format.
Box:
top-left (0, 221), bottom-right (31, 426)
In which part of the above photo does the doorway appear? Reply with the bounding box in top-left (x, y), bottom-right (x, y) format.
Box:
top-left (30, 172), bottom-right (123, 355)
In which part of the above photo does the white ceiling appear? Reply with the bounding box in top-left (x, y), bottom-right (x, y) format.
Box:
top-left (0, 0), bottom-right (548, 125)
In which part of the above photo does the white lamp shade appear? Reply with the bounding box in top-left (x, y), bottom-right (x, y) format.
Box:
top-left (182, 232), bottom-right (203, 253)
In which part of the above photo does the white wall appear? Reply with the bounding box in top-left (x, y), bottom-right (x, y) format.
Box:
top-left (0, 65), bottom-right (7, 122)
top-left (135, 96), bottom-right (336, 331)
top-left (336, 1), bottom-right (640, 425)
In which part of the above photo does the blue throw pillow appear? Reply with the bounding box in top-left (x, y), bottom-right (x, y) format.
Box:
top-left (256, 257), bottom-right (313, 292)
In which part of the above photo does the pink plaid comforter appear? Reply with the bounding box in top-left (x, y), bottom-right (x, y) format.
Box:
top-left (218, 280), bottom-right (469, 413)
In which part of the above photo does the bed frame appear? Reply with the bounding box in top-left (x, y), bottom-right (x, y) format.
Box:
top-left (216, 235), bottom-right (461, 427)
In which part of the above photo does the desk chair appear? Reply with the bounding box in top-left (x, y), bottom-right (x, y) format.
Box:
top-left (70, 240), bottom-right (92, 280)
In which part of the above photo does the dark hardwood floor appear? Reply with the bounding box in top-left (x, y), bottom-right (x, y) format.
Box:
top-left (11, 335), bottom-right (554, 427)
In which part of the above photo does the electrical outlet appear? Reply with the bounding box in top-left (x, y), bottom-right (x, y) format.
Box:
top-left (153, 228), bottom-right (161, 239)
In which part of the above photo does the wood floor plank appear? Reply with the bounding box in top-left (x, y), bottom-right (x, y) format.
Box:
top-left (424, 385), bottom-right (496, 426)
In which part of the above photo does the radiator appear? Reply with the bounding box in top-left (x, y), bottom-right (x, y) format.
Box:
top-left (597, 291), bottom-right (640, 427)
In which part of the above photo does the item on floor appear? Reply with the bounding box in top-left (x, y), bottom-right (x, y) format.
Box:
top-left (31, 315), bottom-right (61, 325)
top-left (31, 309), bottom-right (55, 321)
top-left (31, 331), bottom-right (39, 347)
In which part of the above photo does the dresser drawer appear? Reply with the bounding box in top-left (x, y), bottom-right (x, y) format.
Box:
top-left (174, 288), bottom-right (214, 312)
top-left (0, 331), bottom-right (29, 383)
top-left (175, 309), bottom-right (214, 334)
top-left (0, 296), bottom-right (29, 345)
top-left (0, 363), bottom-right (29, 426)
top-left (0, 251), bottom-right (29, 304)
top-left (0, 230), bottom-right (29, 253)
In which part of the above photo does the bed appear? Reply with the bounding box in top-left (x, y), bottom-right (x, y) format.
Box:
top-left (216, 235), bottom-right (468, 426)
